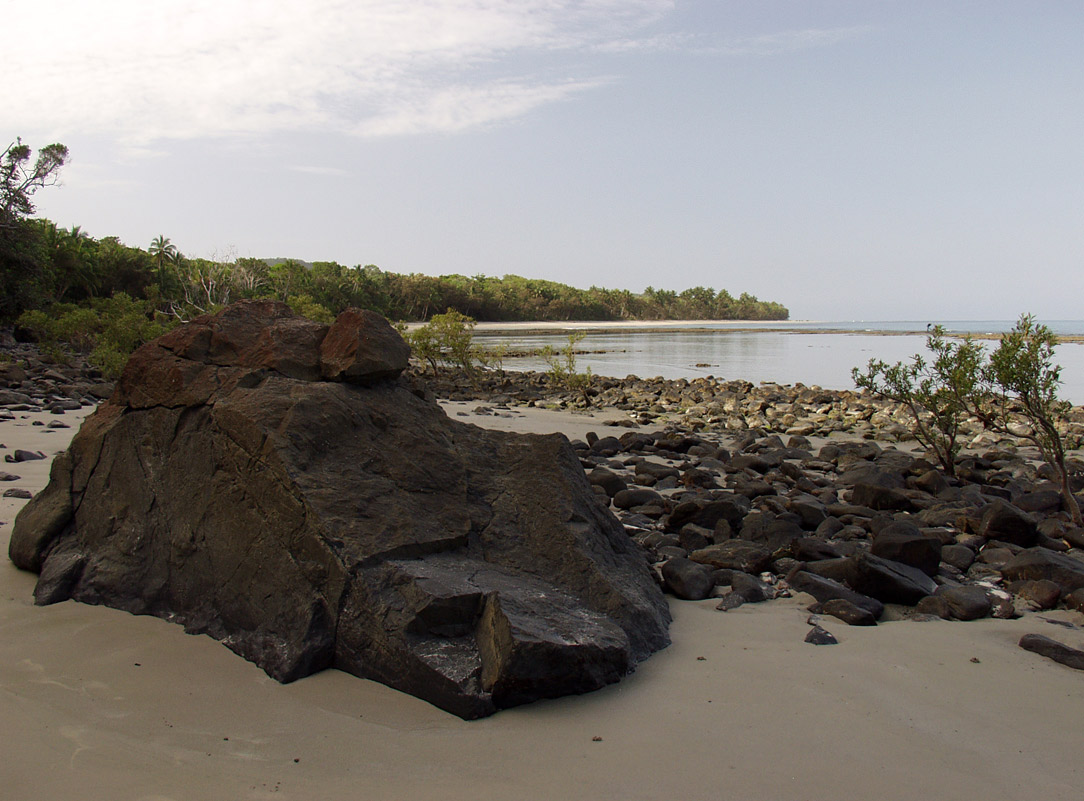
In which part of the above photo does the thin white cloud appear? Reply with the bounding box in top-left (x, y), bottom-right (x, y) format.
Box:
top-left (2, 0), bottom-right (672, 142)
top-left (716, 26), bottom-right (876, 56)
top-left (288, 165), bottom-right (350, 177)
top-left (353, 78), bottom-right (611, 137)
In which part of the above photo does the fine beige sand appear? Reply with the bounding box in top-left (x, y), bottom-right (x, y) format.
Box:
top-left (2, 403), bottom-right (1083, 801)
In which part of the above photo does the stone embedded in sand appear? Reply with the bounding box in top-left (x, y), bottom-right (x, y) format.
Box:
top-left (8, 301), bottom-right (670, 720)
top-left (1019, 634), bottom-right (1084, 671)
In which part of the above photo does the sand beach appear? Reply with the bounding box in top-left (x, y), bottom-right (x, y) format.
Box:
top-left (2, 400), bottom-right (1083, 801)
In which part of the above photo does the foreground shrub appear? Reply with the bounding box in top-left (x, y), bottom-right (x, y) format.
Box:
top-left (407, 309), bottom-right (481, 375)
top-left (853, 326), bottom-right (984, 477)
top-left (978, 314), bottom-right (1082, 524)
top-left (541, 331), bottom-right (594, 405)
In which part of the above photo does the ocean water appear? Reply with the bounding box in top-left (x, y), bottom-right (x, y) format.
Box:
top-left (474, 321), bottom-right (1084, 404)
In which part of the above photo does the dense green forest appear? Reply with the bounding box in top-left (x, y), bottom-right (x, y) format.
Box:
top-left (1, 137), bottom-right (787, 374)
top-left (1, 223), bottom-right (789, 325)
top-left (1, 138), bottom-right (788, 325)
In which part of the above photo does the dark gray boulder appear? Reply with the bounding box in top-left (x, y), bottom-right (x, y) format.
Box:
top-left (817, 598), bottom-right (878, 626)
top-left (1000, 548), bottom-right (1084, 595)
top-left (936, 585), bottom-right (992, 621)
top-left (844, 552), bottom-right (938, 605)
top-left (786, 569), bottom-right (885, 620)
top-left (979, 500), bottom-right (1038, 547)
top-left (661, 558), bottom-right (715, 601)
top-left (587, 467), bottom-right (628, 498)
top-left (6, 449), bottom-right (45, 462)
top-left (871, 521), bottom-right (942, 577)
top-left (690, 540), bottom-right (772, 574)
top-left (940, 543), bottom-right (976, 572)
top-left (666, 495), bottom-right (749, 533)
top-left (851, 482), bottom-right (917, 512)
top-left (739, 512), bottom-right (804, 552)
top-left (613, 487), bottom-right (666, 510)
top-left (1012, 579), bottom-right (1062, 610)
top-left (839, 464), bottom-right (904, 489)
top-left (9, 301), bottom-right (670, 719)
top-left (726, 572), bottom-right (770, 603)
top-left (863, 551), bottom-right (938, 603)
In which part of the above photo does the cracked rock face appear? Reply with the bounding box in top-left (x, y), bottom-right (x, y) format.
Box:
top-left (9, 301), bottom-right (670, 719)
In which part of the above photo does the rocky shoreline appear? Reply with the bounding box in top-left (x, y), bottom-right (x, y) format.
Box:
top-left (4, 338), bottom-right (1084, 670)
top-left (419, 363), bottom-right (1084, 447)
top-left (422, 364), bottom-right (1084, 662)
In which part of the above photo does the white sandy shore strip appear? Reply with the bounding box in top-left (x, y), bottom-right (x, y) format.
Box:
top-left (2, 404), bottom-right (1084, 800)
top-left (407, 319), bottom-right (825, 336)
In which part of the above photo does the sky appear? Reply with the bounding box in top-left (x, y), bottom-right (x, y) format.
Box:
top-left (5, 0), bottom-right (1084, 321)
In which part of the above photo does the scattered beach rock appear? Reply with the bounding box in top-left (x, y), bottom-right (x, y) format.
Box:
top-left (816, 598), bottom-right (878, 626)
top-left (1000, 548), bottom-right (1084, 595)
top-left (804, 625), bottom-right (838, 645)
top-left (5, 449), bottom-right (45, 463)
top-left (661, 558), bottom-right (715, 601)
top-left (936, 585), bottom-right (992, 621)
top-left (7, 318), bottom-right (1084, 695)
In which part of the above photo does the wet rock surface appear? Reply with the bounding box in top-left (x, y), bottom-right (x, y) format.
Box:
top-left (6, 303), bottom-right (670, 719)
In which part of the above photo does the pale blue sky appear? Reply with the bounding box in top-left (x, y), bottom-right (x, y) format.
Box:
top-left (6, 1), bottom-right (1083, 320)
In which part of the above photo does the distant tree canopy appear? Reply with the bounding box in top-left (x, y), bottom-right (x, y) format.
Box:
top-left (3, 231), bottom-right (789, 326)
top-left (0, 138), bottom-right (788, 326)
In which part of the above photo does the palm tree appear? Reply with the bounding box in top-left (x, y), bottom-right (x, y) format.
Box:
top-left (148, 235), bottom-right (179, 299)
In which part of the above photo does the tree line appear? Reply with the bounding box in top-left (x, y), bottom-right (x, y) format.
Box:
top-left (2, 227), bottom-right (789, 325)
top-left (1, 138), bottom-right (788, 326)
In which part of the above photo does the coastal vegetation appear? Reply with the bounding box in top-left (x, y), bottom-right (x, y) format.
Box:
top-left (852, 326), bottom-right (985, 477)
top-left (406, 309), bottom-right (485, 377)
top-left (541, 332), bottom-right (593, 404)
top-left (855, 315), bottom-right (1081, 523)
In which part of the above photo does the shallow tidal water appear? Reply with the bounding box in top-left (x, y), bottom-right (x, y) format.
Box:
top-left (475, 321), bottom-right (1084, 404)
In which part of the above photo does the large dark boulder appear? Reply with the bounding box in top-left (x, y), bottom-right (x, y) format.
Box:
top-left (850, 482), bottom-right (917, 512)
top-left (666, 495), bottom-right (749, 533)
top-left (847, 551), bottom-right (937, 604)
top-left (806, 552), bottom-right (936, 606)
top-left (739, 512), bottom-right (804, 552)
top-left (9, 301), bottom-right (670, 720)
top-left (979, 500), bottom-right (1038, 547)
top-left (871, 521), bottom-right (942, 577)
top-left (661, 558), bottom-right (715, 601)
top-left (936, 585), bottom-right (992, 621)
